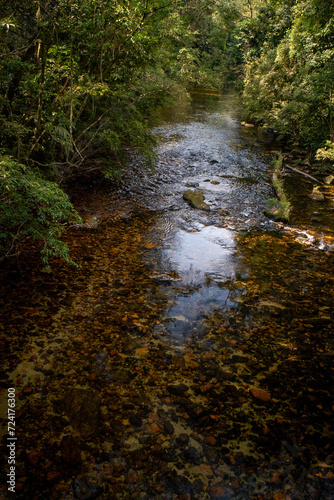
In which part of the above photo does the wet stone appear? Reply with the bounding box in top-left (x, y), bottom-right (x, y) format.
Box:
top-left (182, 401), bottom-right (208, 419)
top-left (183, 446), bottom-right (201, 465)
top-left (204, 446), bottom-right (219, 463)
top-left (166, 472), bottom-right (193, 495)
top-left (216, 371), bottom-right (237, 382)
top-left (73, 477), bottom-right (102, 500)
top-left (61, 435), bottom-right (82, 464)
top-left (176, 433), bottom-right (190, 445)
top-left (256, 346), bottom-right (273, 357)
top-left (208, 484), bottom-right (234, 499)
top-left (167, 383), bottom-right (189, 395)
top-left (109, 369), bottom-right (132, 383)
top-left (129, 413), bottom-right (143, 427)
top-left (163, 421), bottom-right (175, 435)
top-left (231, 354), bottom-right (248, 363)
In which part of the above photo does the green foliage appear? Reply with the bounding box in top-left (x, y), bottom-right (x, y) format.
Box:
top-left (316, 141), bottom-right (334, 162)
top-left (241, 0), bottom-right (334, 153)
top-left (265, 155), bottom-right (291, 222)
top-left (0, 155), bottom-right (81, 264)
top-left (0, 0), bottom-right (190, 264)
top-left (264, 197), bottom-right (277, 207)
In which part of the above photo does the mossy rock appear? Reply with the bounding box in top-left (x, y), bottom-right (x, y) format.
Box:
top-left (264, 206), bottom-right (289, 223)
top-left (183, 189), bottom-right (210, 211)
top-left (310, 186), bottom-right (325, 201)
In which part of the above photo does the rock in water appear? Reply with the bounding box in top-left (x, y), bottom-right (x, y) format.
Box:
top-left (310, 186), bottom-right (324, 201)
top-left (71, 216), bottom-right (100, 231)
top-left (64, 388), bottom-right (101, 437)
top-left (183, 189), bottom-right (210, 211)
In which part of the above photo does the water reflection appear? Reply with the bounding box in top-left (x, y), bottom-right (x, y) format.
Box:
top-left (155, 285), bottom-right (233, 346)
top-left (164, 226), bottom-right (235, 281)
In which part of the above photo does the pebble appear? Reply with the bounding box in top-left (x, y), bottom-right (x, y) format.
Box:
top-left (205, 436), bottom-right (217, 446)
top-left (148, 422), bottom-right (161, 435)
top-left (250, 387), bottom-right (272, 402)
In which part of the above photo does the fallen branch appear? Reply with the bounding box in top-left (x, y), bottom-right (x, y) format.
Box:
top-left (284, 164), bottom-right (323, 184)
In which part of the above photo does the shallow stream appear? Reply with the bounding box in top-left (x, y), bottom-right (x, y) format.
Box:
top-left (0, 91), bottom-right (334, 499)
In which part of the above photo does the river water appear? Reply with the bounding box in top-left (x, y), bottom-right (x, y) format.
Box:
top-left (0, 91), bottom-right (334, 499)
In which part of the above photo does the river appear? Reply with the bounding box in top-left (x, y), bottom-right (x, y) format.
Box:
top-left (0, 90), bottom-right (333, 499)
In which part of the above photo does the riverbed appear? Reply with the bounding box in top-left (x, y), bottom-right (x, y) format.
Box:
top-left (0, 91), bottom-right (333, 499)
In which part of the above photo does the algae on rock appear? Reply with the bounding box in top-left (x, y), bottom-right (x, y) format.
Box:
top-left (183, 189), bottom-right (211, 211)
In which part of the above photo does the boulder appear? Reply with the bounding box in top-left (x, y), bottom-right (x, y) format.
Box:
top-left (183, 189), bottom-right (210, 211)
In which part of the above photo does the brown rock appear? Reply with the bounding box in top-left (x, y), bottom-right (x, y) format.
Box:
top-left (27, 450), bottom-right (41, 465)
top-left (263, 424), bottom-right (270, 435)
top-left (205, 436), bottom-right (217, 446)
top-left (47, 471), bottom-right (62, 483)
top-left (201, 383), bottom-right (212, 394)
top-left (136, 347), bottom-right (148, 355)
top-left (272, 472), bottom-right (282, 484)
top-left (127, 471), bottom-right (138, 483)
top-left (148, 412), bottom-right (159, 423)
top-left (208, 484), bottom-right (228, 498)
top-left (148, 423), bottom-right (161, 435)
top-left (250, 387), bottom-right (271, 402)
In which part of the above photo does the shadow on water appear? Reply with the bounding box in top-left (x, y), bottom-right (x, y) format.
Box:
top-left (0, 90), bottom-right (333, 499)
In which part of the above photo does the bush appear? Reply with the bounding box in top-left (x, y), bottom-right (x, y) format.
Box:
top-left (0, 155), bottom-right (81, 265)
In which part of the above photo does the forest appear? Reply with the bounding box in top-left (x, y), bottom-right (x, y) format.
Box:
top-left (0, 0), bottom-right (333, 265)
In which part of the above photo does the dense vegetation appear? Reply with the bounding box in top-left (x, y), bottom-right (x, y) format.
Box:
top-left (241, 0), bottom-right (334, 155)
top-left (0, 0), bottom-right (333, 265)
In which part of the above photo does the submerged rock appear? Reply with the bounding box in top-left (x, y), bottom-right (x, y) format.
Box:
top-left (167, 383), bottom-right (189, 395)
top-left (183, 189), bottom-right (210, 211)
top-left (64, 388), bottom-right (101, 437)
